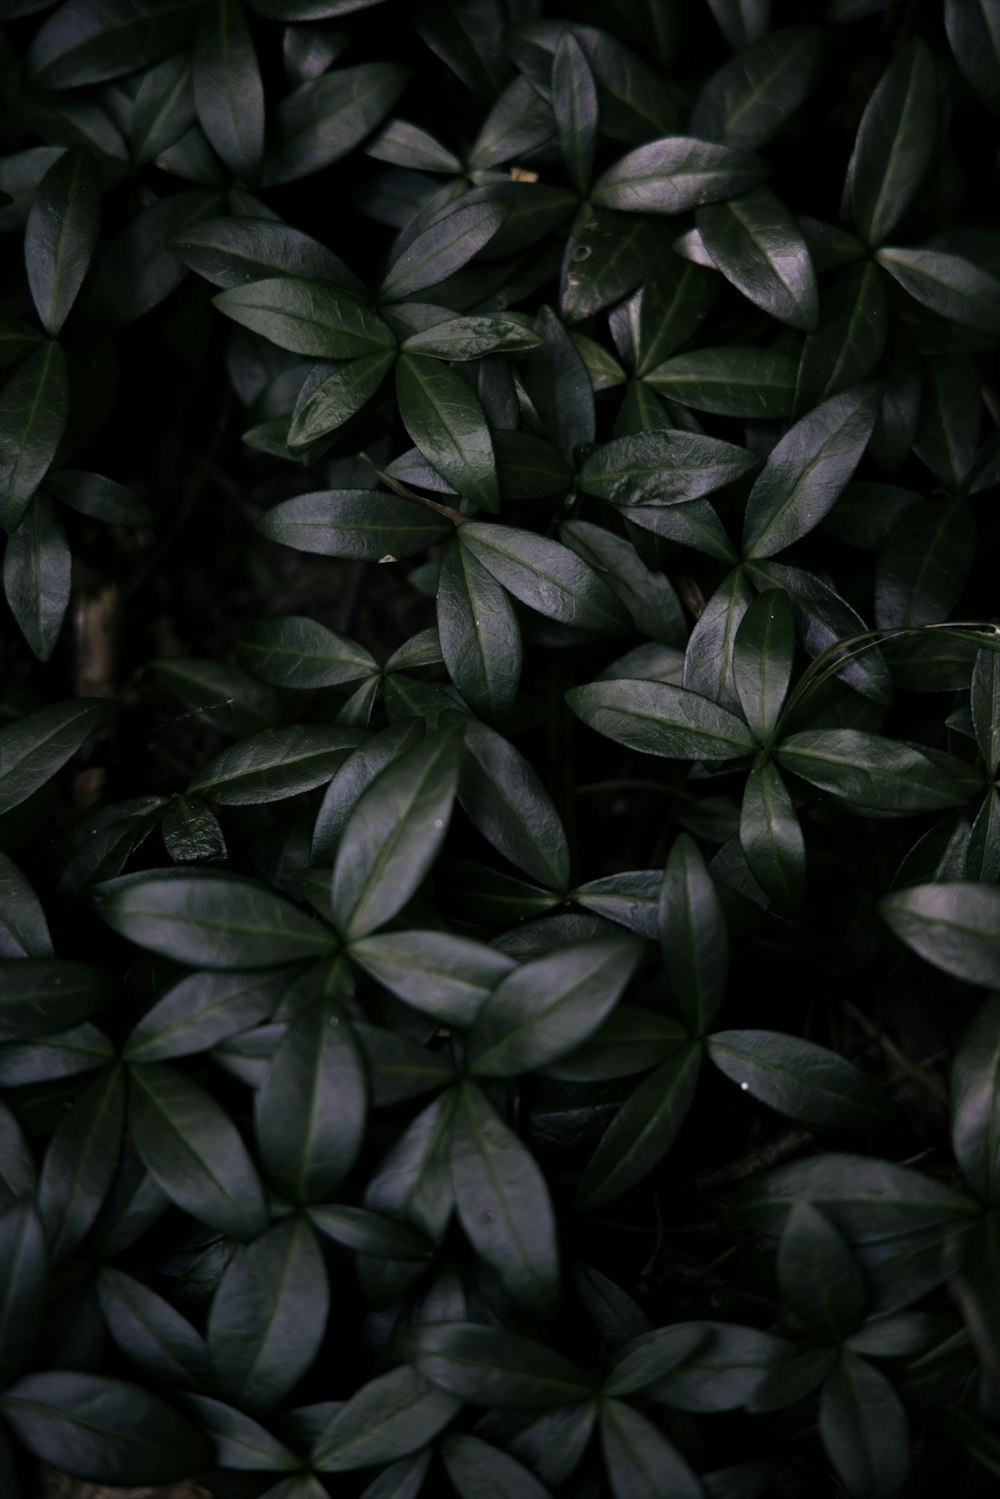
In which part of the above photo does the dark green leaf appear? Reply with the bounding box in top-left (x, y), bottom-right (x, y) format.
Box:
top-left (0, 314), bottom-right (44, 371)
top-left (739, 761), bottom-right (805, 909)
top-left (560, 207), bottom-right (660, 325)
top-left (0, 1201), bottom-right (46, 1386)
top-left (129, 1061), bottom-right (268, 1239)
top-left (312, 719), bottom-right (425, 864)
top-left (522, 305), bottom-right (594, 462)
top-left (130, 50), bottom-right (196, 167)
top-left (95, 189), bottom-right (224, 325)
top-left (98, 1266), bottom-right (209, 1389)
top-left (24, 148), bottom-right (100, 336)
top-left (707, 1029), bottom-right (896, 1129)
top-left (0, 1372), bottom-right (210, 1485)
top-left (778, 1202), bottom-right (866, 1338)
top-left (972, 646), bottom-right (1000, 781)
top-left (683, 566), bottom-right (755, 711)
top-left (876, 246), bottom-right (1000, 336)
top-left (568, 871), bottom-right (661, 940)
top-left (635, 250), bottom-right (717, 374)
top-left (0, 1100), bottom-right (34, 1201)
top-left (874, 498), bottom-right (975, 630)
top-left (458, 719), bottom-right (571, 890)
top-left (0, 958), bottom-right (113, 1043)
top-left (437, 537), bottom-right (522, 718)
top-left (911, 354), bottom-right (979, 493)
top-left (441, 1431), bottom-right (553, 1499)
top-left (644, 346), bottom-right (797, 418)
top-left (743, 384), bottom-right (879, 558)
top-left (46, 469), bottom-right (151, 526)
top-left (402, 315), bottom-right (542, 361)
top-left (26, 0), bottom-right (202, 90)
top-left (93, 869), bottom-right (336, 966)
top-left (3, 494), bottom-right (69, 661)
top-left (264, 62), bottom-right (410, 185)
top-left (355, 1020), bottom-right (456, 1108)
top-left (747, 1346), bottom-right (837, 1413)
top-left (214, 278), bottom-right (394, 358)
top-left (777, 731), bottom-right (963, 813)
top-left (660, 833), bottom-right (727, 1034)
top-left (542, 1003), bottom-right (688, 1080)
top-left (0, 852), bottom-right (51, 958)
top-left (363, 1087), bottom-right (458, 1243)
top-left (733, 589), bottom-right (794, 742)
top-left (881, 882), bottom-right (1000, 987)
top-left (382, 200), bottom-right (505, 303)
top-left (162, 793), bottom-right (227, 863)
top-left (312, 1366), bottom-right (461, 1470)
top-left (553, 33), bottom-right (598, 195)
top-left (576, 430), bottom-right (759, 507)
top-left (289, 348), bottom-right (396, 446)
top-left (399, 1321), bottom-right (593, 1409)
top-left (568, 679), bottom-right (756, 760)
top-left (189, 724), bottom-right (363, 805)
top-left (646, 1321), bottom-right (790, 1411)
top-left (796, 260), bottom-right (888, 410)
top-left (256, 998), bottom-right (366, 1202)
top-left (690, 27), bottom-right (822, 152)
top-left (460, 521), bottom-right (629, 634)
top-left (592, 136), bottom-right (767, 214)
top-left (600, 1398), bottom-right (703, 1499)
top-left (124, 969), bottom-right (284, 1064)
top-left (946, 0), bottom-right (1000, 112)
top-left (209, 1217), bottom-right (328, 1410)
top-left (183, 1392), bottom-right (300, 1471)
top-left (309, 1204), bottom-right (434, 1262)
top-left (349, 929), bottom-right (514, 1027)
top-left (697, 187), bottom-right (818, 331)
top-left (173, 215), bottom-right (364, 296)
top-left (468, 935), bottom-right (643, 1077)
top-left (395, 354), bottom-right (498, 513)
top-left (0, 341), bottom-right (68, 533)
top-left (577, 1042), bottom-right (702, 1207)
top-left (367, 118), bottom-right (462, 173)
top-left (819, 1351), bottom-right (909, 1499)
top-left (38, 1062), bottom-right (124, 1260)
top-left (193, 0), bottom-right (265, 183)
top-left (847, 38), bottom-right (937, 247)
top-left (451, 1081), bottom-right (559, 1310)
top-left (603, 1324), bottom-right (705, 1397)
top-left (331, 724), bottom-right (461, 939)
top-left (259, 488), bottom-right (453, 560)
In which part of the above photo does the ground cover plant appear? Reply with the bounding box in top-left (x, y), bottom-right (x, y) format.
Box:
top-left (0, 0), bottom-right (999, 1495)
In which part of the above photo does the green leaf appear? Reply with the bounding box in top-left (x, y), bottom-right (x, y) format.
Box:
top-left (553, 33), bottom-right (598, 195)
top-left (743, 384), bottom-right (879, 559)
top-left (95, 189), bottom-right (225, 325)
top-left (645, 1321), bottom-right (790, 1411)
top-left (451, 1081), bottom-right (559, 1310)
top-left (577, 1042), bottom-right (702, 1207)
top-left (309, 1204), bottom-right (434, 1263)
top-left (93, 869), bottom-right (336, 966)
top-left (972, 646), bottom-right (1000, 780)
top-left (468, 935), bottom-right (643, 1077)
top-left (847, 38), bottom-right (937, 247)
top-left (0, 1201), bottom-right (46, 1387)
top-left (660, 834), bottom-right (727, 1033)
top-left (441, 1432), bottom-right (553, 1499)
top-left (876, 246), bottom-right (1000, 336)
top-left (600, 1398), bottom-right (703, 1499)
top-left (690, 27), bottom-right (822, 152)
top-left (946, 0), bottom-right (1000, 112)
top-left (912, 353), bottom-right (979, 493)
top-left (162, 793), bottom-right (226, 864)
top-left (777, 730), bottom-right (963, 813)
top-left (0, 341), bottom-right (68, 533)
top-left (0, 854), bottom-right (51, 958)
top-left (183, 1393), bottom-right (300, 1471)
top-left (260, 488), bottom-right (452, 560)
top-left (949, 1210), bottom-right (1000, 1380)
top-left (696, 186), bottom-right (819, 332)
top-left (26, 0), bottom-right (202, 90)
top-left (209, 1216), bottom-right (327, 1410)
top-left (236, 616), bottom-right (377, 689)
top-left (542, 1003), bottom-right (688, 1080)
top-left (98, 1266), bottom-right (209, 1389)
top-left (402, 315), bottom-right (542, 361)
top-left (382, 199), bottom-right (506, 303)
top-left (458, 719), bottom-right (571, 890)
top-left (732, 589), bottom-right (794, 743)
top-left (130, 50), bottom-right (196, 167)
top-left (312, 1366), bottom-right (461, 1470)
top-left (747, 1346), bottom-right (838, 1414)
top-left (560, 520), bottom-right (685, 646)
top-left (171, 214), bottom-right (364, 296)
top-left (796, 260), bottom-right (888, 411)
top-left (739, 761), bottom-right (805, 909)
top-left (24, 147), bottom-right (100, 336)
top-left (45, 468), bottom-right (148, 526)
top-left (523, 305), bottom-right (595, 463)
top-left (355, 1020), bottom-right (456, 1108)
top-left (576, 430), bottom-right (759, 507)
top-left (683, 566), bottom-right (755, 711)
top-left (312, 719), bottom-right (424, 864)
top-left (0, 1373), bottom-right (210, 1485)
top-left (560, 207), bottom-right (661, 325)
top-left (399, 1321), bottom-right (593, 1409)
top-left (363, 1087), bottom-right (458, 1243)
top-left (568, 679), bottom-right (756, 760)
top-left (707, 1029), bottom-right (896, 1129)
top-left (289, 347), bottom-right (397, 447)
top-left (125, 970), bottom-right (283, 1064)
top-left (193, 0), bottom-right (265, 183)
top-left (368, 118), bottom-right (462, 173)
top-left (874, 498), bottom-right (975, 630)
top-left (349, 929), bottom-right (515, 1027)
top-left (644, 345), bottom-right (796, 418)
top-left (3, 493), bottom-right (69, 662)
top-left (189, 724), bottom-right (363, 805)
top-left (881, 882), bottom-right (1000, 987)
top-left (592, 136), bottom-right (767, 214)
top-left (264, 62), bottom-right (410, 185)
top-left (128, 1061), bottom-right (267, 1240)
top-left (635, 250), bottom-right (718, 374)
top-left (819, 1351), bottom-right (909, 1499)
top-left (603, 1324), bottom-right (705, 1397)
top-left (0, 698), bottom-right (111, 815)
top-left (0, 314), bottom-right (44, 371)
top-left (38, 1062), bottom-right (124, 1260)
top-left (395, 354), bottom-right (498, 513)
top-left (0, 959), bottom-right (113, 1043)
top-left (331, 724), bottom-right (460, 939)
top-left (214, 278), bottom-right (394, 359)
top-left (437, 537), bottom-right (521, 719)
top-left (460, 521), bottom-right (630, 634)
top-left (777, 1202), bottom-right (866, 1338)
top-left (256, 998), bottom-right (366, 1202)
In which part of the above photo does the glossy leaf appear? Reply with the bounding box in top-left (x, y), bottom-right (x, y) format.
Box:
top-left (3, 493), bottom-right (70, 662)
top-left (349, 929), bottom-right (514, 1027)
top-left (395, 354), bottom-right (498, 513)
top-left (256, 997), bottom-right (366, 1202)
top-left (25, 147), bottom-right (100, 336)
top-left (880, 883), bottom-right (1000, 988)
top-left (193, 0), bottom-right (264, 183)
top-left (603, 1324), bottom-right (705, 1397)
top-left (458, 719), bottom-right (571, 890)
top-left (568, 679), bottom-right (757, 760)
top-left (312, 718), bottom-right (425, 864)
top-left (847, 38), bottom-right (937, 247)
top-left (635, 250), bottom-right (718, 374)
top-left (946, 0), bottom-right (1000, 112)
top-left (600, 1397), bottom-right (704, 1499)
top-left (259, 488), bottom-right (452, 560)
top-left (707, 1029), bottom-right (896, 1129)
top-left (26, 1), bottom-right (201, 90)
top-left (778, 1202), bottom-right (866, 1338)
top-left (576, 430), bottom-right (758, 507)
top-left (0, 1201), bottom-right (47, 1387)
top-left (172, 215), bottom-right (364, 295)
top-left (646, 1322), bottom-right (790, 1411)
top-left (264, 63), bottom-right (410, 185)
top-left (214, 278), bottom-right (394, 358)
top-left (644, 345), bottom-right (796, 418)
top-left (577, 1042), bottom-right (702, 1207)
top-left (972, 646), bottom-right (1000, 778)
top-left (183, 1393), bottom-right (299, 1471)
top-left (0, 341), bottom-right (68, 533)
top-left (399, 1321), bottom-right (593, 1409)
top-left (592, 136), bottom-right (767, 214)
top-left (876, 246), bottom-right (1000, 336)
top-left (553, 33), bottom-right (598, 195)
top-left (382, 199), bottom-right (505, 303)
top-left (128, 1062), bottom-right (268, 1240)
top-left (732, 589), bottom-right (794, 742)
top-left (451, 1081), bottom-right (559, 1310)
top-left (437, 537), bottom-right (521, 719)
top-left (739, 761), bottom-right (804, 908)
top-left (819, 1351), bottom-right (909, 1499)
top-left (442, 1432), bottom-right (553, 1499)
top-left (312, 1366), bottom-right (461, 1470)
top-left (777, 731), bottom-right (963, 814)
top-left (874, 498), bottom-right (975, 630)
top-left (460, 521), bottom-right (629, 634)
top-left (98, 1266), bottom-right (209, 1389)
top-left (0, 959), bottom-right (113, 1043)
top-left (561, 207), bottom-right (660, 324)
top-left (697, 186), bottom-right (818, 331)
top-left (796, 259), bottom-right (888, 410)
top-left (660, 833), bottom-right (728, 1034)
top-left (683, 566), bottom-right (755, 711)
top-left (690, 27), bottom-right (821, 152)
top-left (189, 724), bottom-right (362, 805)
top-left (38, 1062), bottom-right (124, 1261)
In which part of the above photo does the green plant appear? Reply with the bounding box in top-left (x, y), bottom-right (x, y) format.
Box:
top-left (1, 1), bottom-right (999, 1495)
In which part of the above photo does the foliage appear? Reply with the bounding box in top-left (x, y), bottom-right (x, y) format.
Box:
top-left (0, 1), bottom-right (999, 1496)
